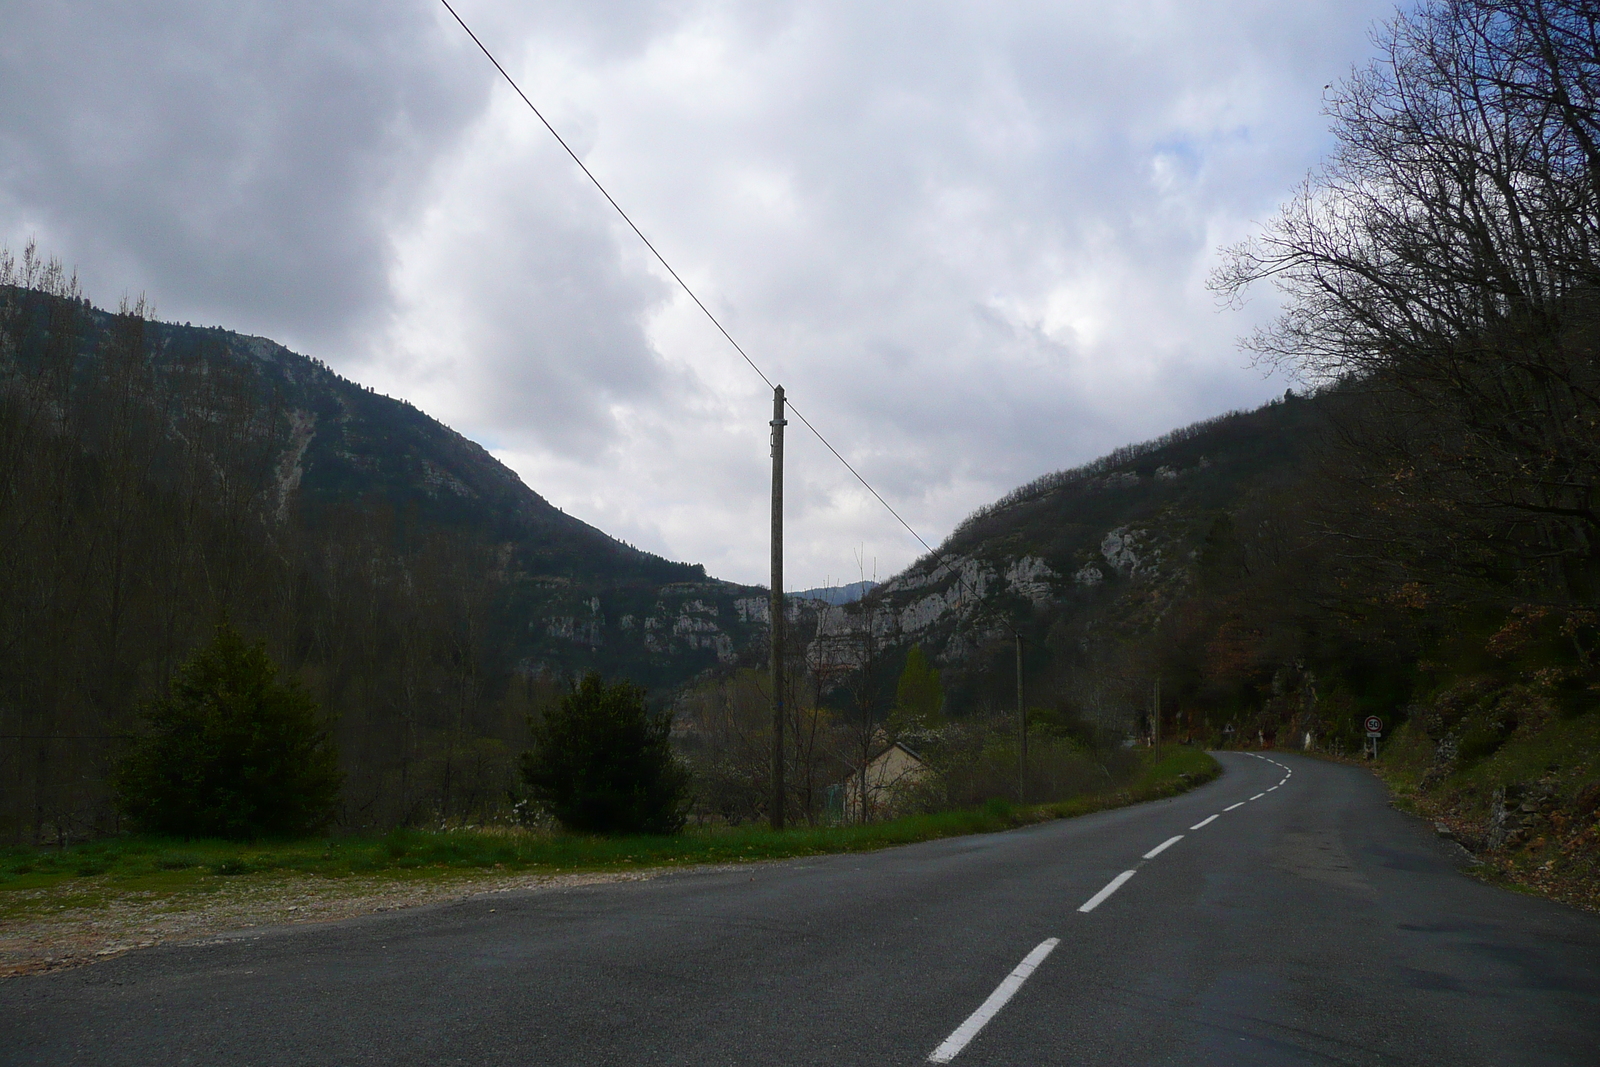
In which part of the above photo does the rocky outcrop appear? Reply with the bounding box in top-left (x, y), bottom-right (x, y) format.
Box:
top-left (1100, 526), bottom-right (1145, 577)
top-left (1073, 563), bottom-right (1104, 586)
top-left (1487, 780), bottom-right (1561, 851)
top-left (880, 555), bottom-right (997, 636)
top-left (272, 410), bottom-right (317, 522)
top-left (1005, 556), bottom-right (1058, 603)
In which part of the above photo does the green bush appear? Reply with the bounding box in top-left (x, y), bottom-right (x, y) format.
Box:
top-left (521, 672), bottom-right (691, 835)
top-left (112, 623), bottom-right (343, 839)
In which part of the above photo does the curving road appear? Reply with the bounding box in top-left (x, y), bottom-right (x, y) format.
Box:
top-left (4, 752), bottom-right (1598, 1065)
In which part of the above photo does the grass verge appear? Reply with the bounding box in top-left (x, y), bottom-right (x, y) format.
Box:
top-left (1, 745), bottom-right (1218, 927)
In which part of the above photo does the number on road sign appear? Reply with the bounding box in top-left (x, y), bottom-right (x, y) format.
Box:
top-left (1364, 715), bottom-right (1383, 734)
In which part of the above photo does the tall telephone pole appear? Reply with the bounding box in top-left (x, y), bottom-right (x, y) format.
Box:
top-left (1016, 631), bottom-right (1026, 805)
top-left (769, 386), bottom-right (787, 831)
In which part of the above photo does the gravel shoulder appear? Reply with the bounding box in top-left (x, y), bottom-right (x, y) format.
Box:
top-left (0, 867), bottom-right (662, 979)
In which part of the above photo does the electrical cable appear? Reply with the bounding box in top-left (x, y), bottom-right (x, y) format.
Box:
top-left (438, 0), bottom-right (942, 561)
top-left (441, 4), bottom-right (1020, 643)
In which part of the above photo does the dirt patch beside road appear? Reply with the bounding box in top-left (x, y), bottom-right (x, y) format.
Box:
top-left (0, 868), bottom-right (659, 979)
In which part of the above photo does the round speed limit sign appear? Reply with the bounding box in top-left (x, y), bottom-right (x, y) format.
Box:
top-left (1364, 715), bottom-right (1383, 735)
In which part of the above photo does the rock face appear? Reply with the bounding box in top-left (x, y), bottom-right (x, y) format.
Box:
top-left (1487, 781), bottom-right (1559, 851)
top-left (1100, 526), bottom-right (1144, 577)
top-left (823, 394), bottom-right (1323, 717)
top-left (1005, 556), bottom-right (1059, 603)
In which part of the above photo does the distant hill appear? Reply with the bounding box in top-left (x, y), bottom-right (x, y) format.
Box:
top-left (0, 278), bottom-right (804, 836)
top-left (793, 581), bottom-right (877, 605)
top-left (0, 284), bottom-right (789, 691)
top-left (813, 391), bottom-right (1328, 719)
top-left (167, 322), bottom-right (792, 689)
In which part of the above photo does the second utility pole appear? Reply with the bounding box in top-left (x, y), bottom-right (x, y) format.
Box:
top-left (1016, 631), bottom-right (1026, 805)
top-left (769, 385), bottom-right (787, 831)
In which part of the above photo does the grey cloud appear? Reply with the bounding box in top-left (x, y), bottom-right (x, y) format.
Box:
top-left (382, 165), bottom-right (676, 456)
top-left (2, 0), bottom-right (1399, 587)
top-left (0, 0), bottom-right (484, 345)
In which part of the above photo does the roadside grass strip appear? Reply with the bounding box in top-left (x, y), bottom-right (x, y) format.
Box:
top-left (928, 939), bottom-right (1060, 1063)
top-left (1142, 835), bottom-right (1184, 860)
top-left (1078, 870), bottom-right (1137, 913)
top-left (1, 748), bottom-right (1221, 928)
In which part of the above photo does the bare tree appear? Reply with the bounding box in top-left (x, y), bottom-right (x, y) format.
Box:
top-left (1213, 0), bottom-right (1600, 604)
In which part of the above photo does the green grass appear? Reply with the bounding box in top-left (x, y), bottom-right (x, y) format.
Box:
top-left (1, 746), bottom-right (1219, 908)
top-left (1378, 708), bottom-right (1600, 821)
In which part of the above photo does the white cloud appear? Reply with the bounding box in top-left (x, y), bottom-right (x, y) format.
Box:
top-left (0, 0), bottom-right (1395, 588)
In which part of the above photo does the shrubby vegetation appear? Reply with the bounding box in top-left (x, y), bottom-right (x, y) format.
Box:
top-left (520, 673), bottom-right (691, 835)
top-left (112, 624), bottom-right (342, 839)
top-left (672, 634), bottom-right (1148, 828)
top-left (0, 745), bottom-right (1214, 910)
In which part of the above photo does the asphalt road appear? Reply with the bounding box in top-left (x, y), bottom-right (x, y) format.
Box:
top-left (4, 752), bottom-right (1599, 1066)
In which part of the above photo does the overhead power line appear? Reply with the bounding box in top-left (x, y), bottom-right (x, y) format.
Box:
top-left (438, 0), bottom-right (938, 560)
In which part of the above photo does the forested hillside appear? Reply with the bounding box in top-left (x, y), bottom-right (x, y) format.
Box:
top-left (0, 255), bottom-right (788, 842)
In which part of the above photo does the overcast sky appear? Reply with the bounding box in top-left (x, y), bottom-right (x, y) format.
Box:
top-left (1, 0), bottom-right (1397, 589)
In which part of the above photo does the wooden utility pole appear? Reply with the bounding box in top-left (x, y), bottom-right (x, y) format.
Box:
top-left (769, 385), bottom-right (787, 831)
top-left (1152, 676), bottom-right (1162, 747)
top-left (1016, 631), bottom-right (1026, 805)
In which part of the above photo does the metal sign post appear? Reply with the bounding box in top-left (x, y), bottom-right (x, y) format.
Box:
top-left (1364, 716), bottom-right (1383, 760)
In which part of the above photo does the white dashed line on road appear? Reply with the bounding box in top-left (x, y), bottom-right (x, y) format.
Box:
top-left (1078, 871), bottom-right (1137, 913)
top-left (1142, 835), bottom-right (1184, 860)
top-left (930, 751), bottom-right (1293, 1057)
top-left (928, 939), bottom-right (1060, 1063)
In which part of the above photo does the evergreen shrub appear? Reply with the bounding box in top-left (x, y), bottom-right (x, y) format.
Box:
top-left (112, 623), bottom-right (342, 839)
top-left (521, 673), bottom-right (691, 835)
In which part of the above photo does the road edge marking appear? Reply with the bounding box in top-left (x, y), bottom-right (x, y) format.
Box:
top-left (928, 938), bottom-right (1060, 1063)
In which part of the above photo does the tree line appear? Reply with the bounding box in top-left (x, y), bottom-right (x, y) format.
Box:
top-left (0, 250), bottom-right (551, 844)
top-left (1093, 0), bottom-right (1600, 755)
